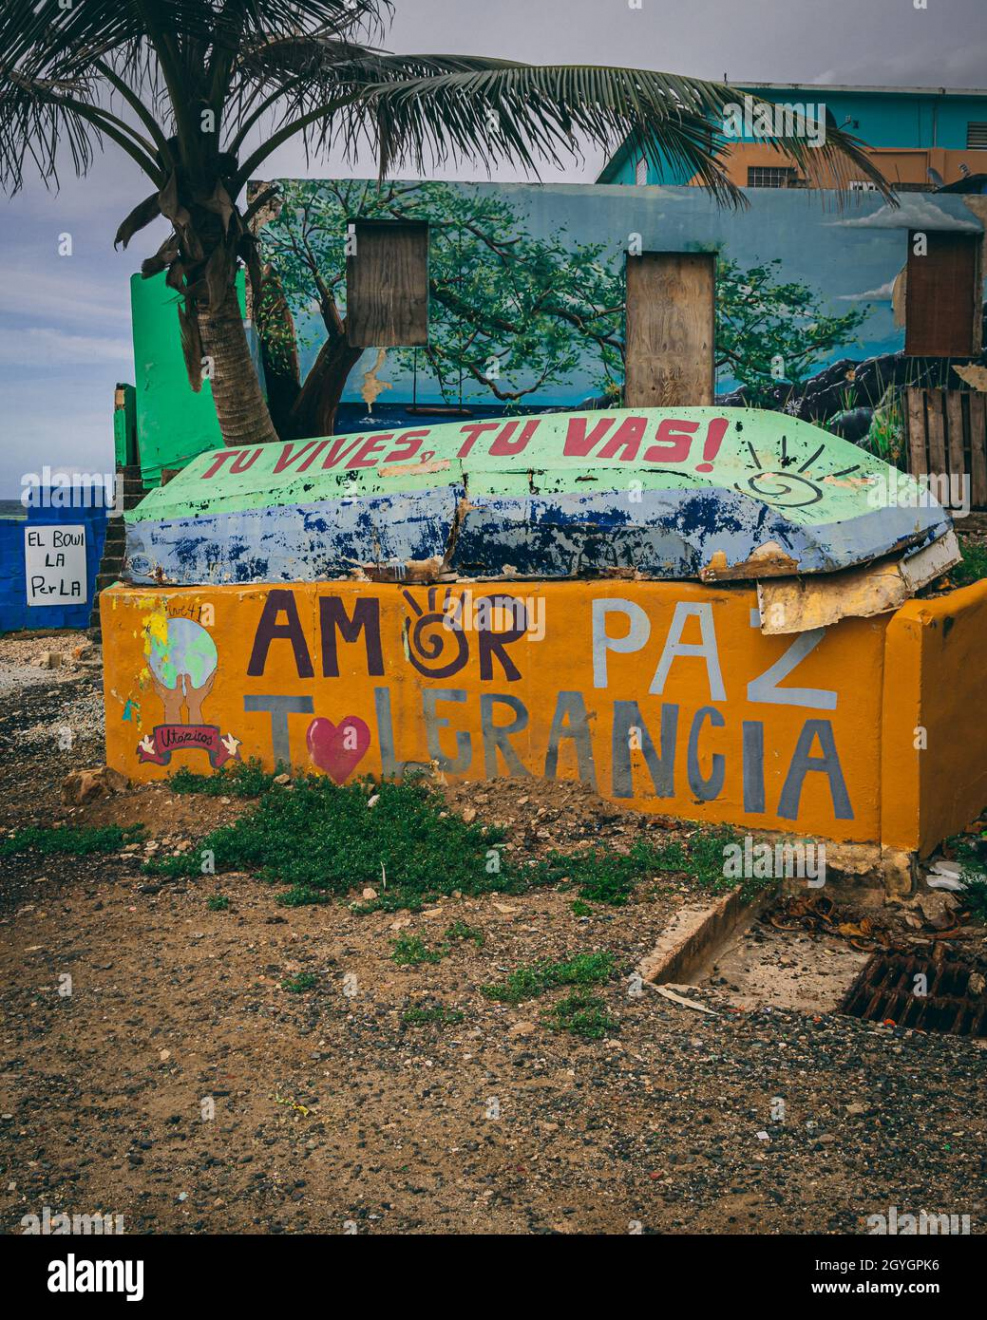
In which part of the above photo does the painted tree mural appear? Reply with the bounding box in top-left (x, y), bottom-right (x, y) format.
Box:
top-left (715, 256), bottom-right (868, 406)
top-left (254, 178), bottom-right (625, 437)
top-left (254, 178), bottom-right (870, 438)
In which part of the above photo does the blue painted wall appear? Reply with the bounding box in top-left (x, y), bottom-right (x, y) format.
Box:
top-left (0, 496), bottom-right (108, 633)
top-left (269, 181), bottom-right (983, 406)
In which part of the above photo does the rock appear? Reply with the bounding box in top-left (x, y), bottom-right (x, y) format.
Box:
top-left (34, 650), bottom-right (63, 669)
top-left (968, 972), bottom-right (985, 996)
top-left (273, 773), bottom-right (291, 785)
top-left (461, 808), bottom-right (477, 823)
top-left (362, 887), bottom-right (378, 900)
top-left (60, 766), bottom-right (130, 806)
top-left (508, 1021), bottom-right (537, 1037)
top-left (916, 890), bottom-right (959, 928)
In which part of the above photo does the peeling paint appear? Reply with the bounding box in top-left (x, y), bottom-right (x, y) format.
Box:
top-left (124, 408), bottom-right (953, 588)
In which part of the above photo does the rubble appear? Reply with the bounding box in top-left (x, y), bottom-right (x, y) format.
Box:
top-left (61, 766), bottom-right (131, 807)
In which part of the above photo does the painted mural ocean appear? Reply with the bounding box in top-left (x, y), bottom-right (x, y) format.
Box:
top-left (124, 407), bottom-right (950, 588)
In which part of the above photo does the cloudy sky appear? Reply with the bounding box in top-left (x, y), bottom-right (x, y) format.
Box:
top-left (0, 0), bottom-right (984, 495)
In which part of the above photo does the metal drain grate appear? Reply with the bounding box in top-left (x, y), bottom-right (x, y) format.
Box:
top-left (840, 949), bottom-right (987, 1037)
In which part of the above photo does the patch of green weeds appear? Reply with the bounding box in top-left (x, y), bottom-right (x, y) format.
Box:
top-left (541, 989), bottom-right (618, 1040)
top-left (280, 971), bottom-right (317, 993)
top-left (144, 776), bottom-right (515, 910)
top-left (206, 894), bottom-right (229, 911)
top-left (142, 770), bottom-right (751, 917)
top-left (401, 1005), bottom-right (466, 1027)
top-left (571, 899), bottom-right (593, 917)
top-left (168, 758), bottom-right (281, 798)
top-left (390, 935), bottom-right (445, 966)
top-left (952, 542), bottom-right (987, 588)
top-left (948, 830), bottom-right (987, 921)
top-left (530, 827), bottom-right (743, 906)
top-left (443, 920), bottom-right (484, 948)
top-left (0, 824), bottom-right (144, 858)
top-left (481, 950), bottom-right (616, 1004)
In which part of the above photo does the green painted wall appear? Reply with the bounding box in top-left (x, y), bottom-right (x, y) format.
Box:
top-left (131, 271), bottom-right (247, 485)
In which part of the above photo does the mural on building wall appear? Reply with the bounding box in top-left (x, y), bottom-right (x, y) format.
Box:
top-left (252, 178), bottom-right (987, 465)
top-left (103, 579), bottom-right (880, 845)
top-left (136, 607), bottom-right (242, 769)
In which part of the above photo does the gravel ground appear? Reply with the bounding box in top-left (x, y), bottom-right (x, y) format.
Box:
top-left (0, 630), bottom-right (985, 1236)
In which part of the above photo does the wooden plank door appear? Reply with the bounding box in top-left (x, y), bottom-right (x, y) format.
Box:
top-left (625, 252), bottom-right (715, 407)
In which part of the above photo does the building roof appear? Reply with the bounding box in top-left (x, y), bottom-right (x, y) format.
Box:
top-left (726, 82), bottom-right (987, 98)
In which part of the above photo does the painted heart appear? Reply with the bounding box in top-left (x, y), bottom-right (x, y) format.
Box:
top-left (306, 716), bottom-right (371, 784)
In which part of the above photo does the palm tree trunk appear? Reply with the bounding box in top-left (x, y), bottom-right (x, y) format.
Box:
top-left (197, 286), bottom-right (280, 447)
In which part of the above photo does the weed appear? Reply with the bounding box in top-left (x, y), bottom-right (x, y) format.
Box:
top-left (144, 775), bottom-right (513, 910)
top-left (0, 824), bottom-right (144, 858)
top-left (390, 935), bottom-right (444, 966)
top-left (948, 830), bottom-right (987, 921)
top-left (443, 920), bottom-right (484, 948)
top-left (542, 989), bottom-right (618, 1040)
top-left (142, 772), bottom-right (746, 916)
top-left (952, 542), bottom-right (987, 588)
top-left (280, 971), bottom-right (317, 993)
top-left (481, 951), bottom-right (616, 1004)
top-left (168, 758), bottom-right (281, 798)
top-left (206, 894), bottom-right (229, 911)
top-left (401, 1005), bottom-right (466, 1027)
top-left (571, 899), bottom-right (592, 917)
top-left (531, 828), bottom-right (741, 906)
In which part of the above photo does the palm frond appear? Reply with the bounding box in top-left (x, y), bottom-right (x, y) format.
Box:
top-left (232, 50), bottom-right (894, 205)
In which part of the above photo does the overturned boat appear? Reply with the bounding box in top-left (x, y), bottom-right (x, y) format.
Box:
top-left (124, 407), bottom-right (956, 620)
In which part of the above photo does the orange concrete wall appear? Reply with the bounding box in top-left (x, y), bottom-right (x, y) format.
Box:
top-left (689, 144), bottom-right (987, 189)
top-left (101, 580), bottom-right (889, 846)
top-left (881, 578), bottom-right (987, 856)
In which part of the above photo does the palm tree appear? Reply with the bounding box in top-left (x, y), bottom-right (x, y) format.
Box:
top-left (0, 1), bottom-right (891, 448)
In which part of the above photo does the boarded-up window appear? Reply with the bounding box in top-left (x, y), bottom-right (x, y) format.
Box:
top-left (905, 231), bottom-right (979, 357)
top-left (625, 251), bottom-right (715, 407)
top-left (966, 122), bottom-right (987, 149)
top-left (346, 220), bottom-right (429, 347)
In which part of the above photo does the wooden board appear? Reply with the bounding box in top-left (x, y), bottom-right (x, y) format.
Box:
top-left (971, 393), bottom-right (987, 508)
top-left (346, 220), bottom-right (429, 347)
top-left (625, 252), bottom-right (714, 408)
top-left (905, 232), bottom-right (978, 357)
top-left (946, 389), bottom-right (966, 479)
top-left (906, 387), bottom-right (927, 477)
top-left (926, 389), bottom-right (947, 474)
